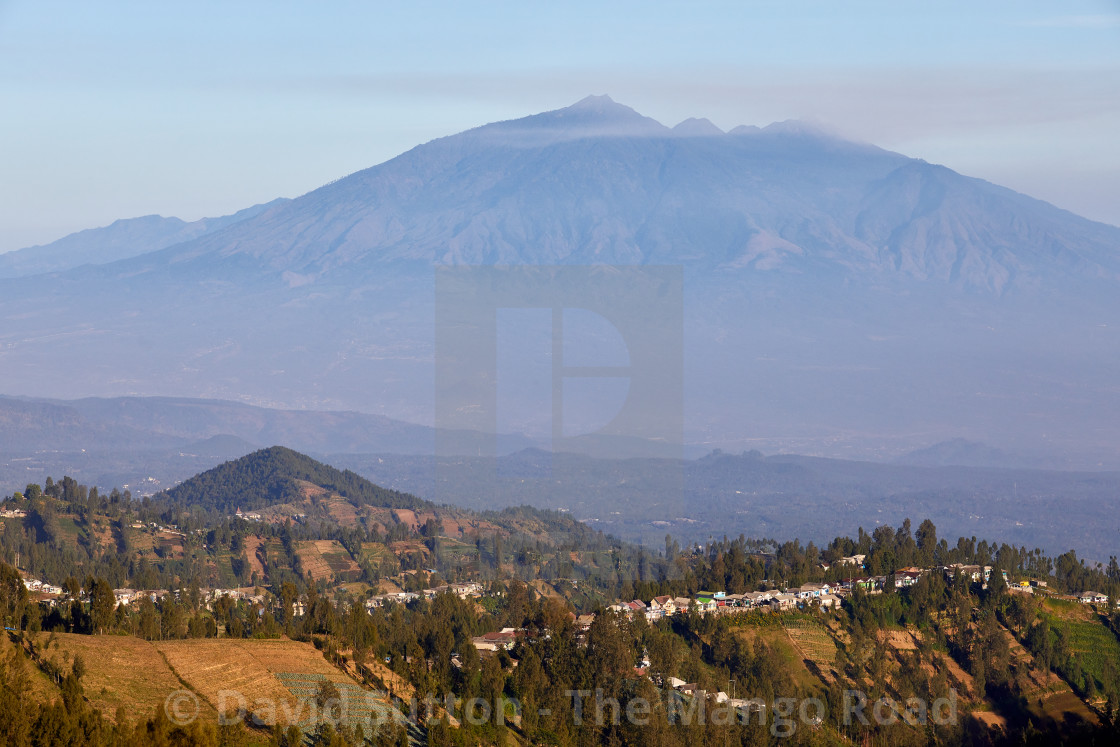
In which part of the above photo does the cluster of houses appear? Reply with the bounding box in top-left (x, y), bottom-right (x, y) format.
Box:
top-left (106, 586), bottom-right (268, 610)
top-left (365, 581), bottom-right (484, 611)
top-left (1078, 590), bottom-right (1109, 605)
top-left (0, 508), bottom-right (27, 519)
top-left (607, 584), bottom-right (846, 621)
top-left (232, 508), bottom-right (307, 524)
top-left (129, 520), bottom-right (187, 539)
top-left (598, 562), bottom-right (1110, 623)
top-left (662, 677), bottom-right (766, 712)
top-left (21, 577), bottom-right (63, 596)
top-left (471, 627), bottom-right (520, 652)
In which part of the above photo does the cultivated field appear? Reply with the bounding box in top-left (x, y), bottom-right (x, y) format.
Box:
top-left (733, 617), bottom-right (822, 693)
top-left (243, 536), bottom-right (268, 579)
top-left (358, 541), bottom-right (394, 567)
top-left (783, 618), bottom-right (840, 683)
top-left (34, 632), bottom-right (205, 723)
top-left (296, 539), bottom-right (360, 582)
top-left (1042, 602), bottom-right (1120, 706)
top-left (25, 633), bottom-right (403, 731)
top-left (156, 637), bottom-right (352, 725)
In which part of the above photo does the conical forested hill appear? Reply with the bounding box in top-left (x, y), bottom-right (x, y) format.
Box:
top-left (156, 446), bottom-right (429, 513)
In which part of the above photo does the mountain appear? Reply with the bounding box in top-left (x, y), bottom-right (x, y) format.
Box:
top-left (153, 447), bottom-right (602, 558)
top-left (1, 97), bottom-right (1118, 465)
top-left (77, 95), bottom-right (1120, 286)
top-left (0, 396), bottom-right (184, 452)
top-left (156, 445), bottom-right (428, 514)
top-left (893, 438), bottom-right (1020, 469)
top-left (0, 394), bottom-right (537, 456)
top-left (0, 199), bottom-right (288, 279)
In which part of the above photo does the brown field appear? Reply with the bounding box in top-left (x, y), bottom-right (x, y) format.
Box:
top-left (324, 497), bottom-right (359, 525)
top-left (156, 638), bottom-right (352, 725)
top-left (317, 541), bottom-right (360, 578)
top-left (878, 629), bottom-right (919, 650)
top-left (531, 579), bottom-right (564, 600)
top-left (155, 535), bottom-right (185, 559)
top-left (244, 536), bottom-right (268, 579)
top-left (127, 528), bottom-right (155, 553)
top-left (336, 581), bottom-right (372, 597)
top-left (349, 653), bottom-right (415, 700)
top-left (91, 522), bottom-right (116, 551)
top-left (436, 516), bottom-right (469, 537)
top-left (35, 633), bottom-right (205, 724)
top-left (391, 509), bottom-right (418, 530)
top-left (414, 510), bottom-right (464, 535)
top-left (998, 626), bottom-right (1097, 725)
top-left (295, 540), bottom-right (359, 581)
top-left (296, 480), bottom-right (329, 501)
top-left (937, 650), bottom-right (977, 699)
top-left (377, 578), bottom-right (403, 594)
top-left (27, 633), bottom-right (395, 728)
top-left (388, 540), bottom-right (429, 560)
top-left (1039, 691), bottom-right (1098, 725)
top-left (359, 542), bottom-right (393, 566)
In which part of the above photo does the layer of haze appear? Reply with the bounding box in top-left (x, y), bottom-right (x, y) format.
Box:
top-left (1, 0), bottom-right (1119, 252)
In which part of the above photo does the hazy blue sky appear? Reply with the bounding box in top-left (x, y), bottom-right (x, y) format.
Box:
top-left (2, 1), bottom-right (1119, 251)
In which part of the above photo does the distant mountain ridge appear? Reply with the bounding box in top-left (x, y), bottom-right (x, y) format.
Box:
top-left (0, 395), bottom-right (536, 455)
top-left (0, 199), bottom-right (288, 278)
top-left (334, 448), bottom-right (1120, 559)
top-left (893, 438), bottom-right (1020, 469)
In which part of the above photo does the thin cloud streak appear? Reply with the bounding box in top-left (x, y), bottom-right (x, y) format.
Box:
top-left (263, 65), bottom-right (1120, 143)
top-left (1017, 14), bottom-right (1120, 28)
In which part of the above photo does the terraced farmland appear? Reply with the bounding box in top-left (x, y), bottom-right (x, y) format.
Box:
top-left (1000, 627), bottom-right (1097, 725)
top-left (782, 618), bottom-right (840, 683)
top-left (274, 672), bottom-right (408, 734)
top-left (296, 539), bottom-right (360, 582)
top-left (155, 637), bottom-right (391, 729)
top-left (34, 633), bottom-right (210, 723)
top-left (358, 541), bottom-right (394, 566)
top-left (1046, 611), bottom-right (1120, 698)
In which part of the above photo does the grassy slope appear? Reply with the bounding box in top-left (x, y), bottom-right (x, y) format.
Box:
top-left (34, 632), bottom-right (203, 723)
top-left (27, 633), bottom-right (394, 729)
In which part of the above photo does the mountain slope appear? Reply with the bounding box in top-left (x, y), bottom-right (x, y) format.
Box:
top-left (94, 95), bottom-right (1117, 289)
top-left (156, 446), bottom-right (428, 513)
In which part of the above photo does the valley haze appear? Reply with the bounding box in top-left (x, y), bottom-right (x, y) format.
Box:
top-left (0, 99), bottom-right (1117, 559)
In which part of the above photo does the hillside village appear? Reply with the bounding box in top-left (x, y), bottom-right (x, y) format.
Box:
top-left (2, 450), bottom-right (1120, 745)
